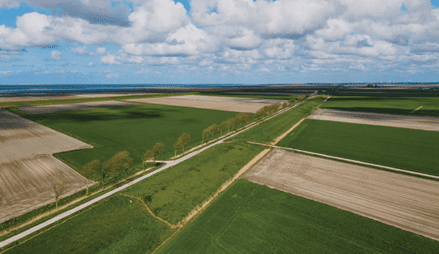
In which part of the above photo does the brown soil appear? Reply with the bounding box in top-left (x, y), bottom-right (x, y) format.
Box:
top-left (308, 108), bottom-right (439, 131)
top-left (242, 149), bottom-right (439, 241)
top-left (126, 95), bottom-right (286, 113)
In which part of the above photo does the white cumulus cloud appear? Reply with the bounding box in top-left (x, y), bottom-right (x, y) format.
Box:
top-left (51, 50), bottom-right (62, 60)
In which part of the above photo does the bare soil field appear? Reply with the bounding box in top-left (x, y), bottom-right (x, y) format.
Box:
top-left (242, 149), bottom-right (439, 241)
top-left (0, 109), bottom-right (94, 223)
top-left (0, 93), bottom-right (156, 103)
top-left (126, 95), bottom-right (286, 113)
top-left (17, 100), bottom-right (137, 114)
top-left (308, 108), bottom-right (439, 131)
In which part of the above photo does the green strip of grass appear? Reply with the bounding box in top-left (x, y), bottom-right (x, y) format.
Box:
top-left (233, 96), bottom-right (325, 143)
top-left (7, 104), bottom-right (238, 182)
top-left (277, 119), bottom-right (439, 176)
top-left (3, 195), bottom-right (174, 254)
top-left (157, 179), bottom-right (439, 254)
top-left (322, 96), bottom-right (439, 117)
top-left (123, 140), bottom-right (264, 225)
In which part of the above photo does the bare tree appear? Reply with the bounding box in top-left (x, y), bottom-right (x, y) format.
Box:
top-left (222, 119), bottom-right (232, 133)
top-left (53, 182), bottom-right (65, 210)
top-left (180, 133), bottom-right (191, 152)
top-left (82, 160), bottom-right (100, 195)
top-left (174, 138), bottom-right (183, 157)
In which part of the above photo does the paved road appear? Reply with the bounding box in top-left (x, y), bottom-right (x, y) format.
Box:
top-left (0, 98), bottom-right (305, 249)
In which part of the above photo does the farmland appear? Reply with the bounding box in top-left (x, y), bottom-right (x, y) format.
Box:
top-left (243, 149), bottom-right (439, 241)
top-left (276, 119), bottom-right (439, 176)
top-left (308, 108), bottom-right (439, 131)
top-left (204, 93), bottom-right (302, 100)
top-left (126, 95), bottom-right (286, 113)
top-left (18, 101), bottom-right (137, 114)
top-left (2, 195), bottom-right (174, 254)
top-left (321, 96), bottom-right (439, 117)
top-left (7, 103), bottom-right (238, 181)
top-left (157, 179), bottom-right (439, 254)
top-left (232, 96), bottom-right (324, 144)
top-left (0, 109), bottom-right (94, 223)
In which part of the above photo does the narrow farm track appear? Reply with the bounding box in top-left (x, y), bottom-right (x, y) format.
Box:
top-left (242, 149), bottom-right (439, 241)
top-left (0, 97), bottom-right (308, 249)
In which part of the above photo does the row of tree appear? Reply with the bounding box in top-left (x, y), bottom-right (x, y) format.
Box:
top-left (202, 113), bottom-right (253, 143)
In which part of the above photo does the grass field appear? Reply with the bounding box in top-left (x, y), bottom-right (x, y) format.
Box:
top-left (7, 104), bottom-right (237, 181)
top-left (322, 96), bottom-right (439, 117)
top-left (233, 96), bottom-right (325, 144)
top-left (2, 195), bottom-right (175, 254)
top-left (277, 119), bottom-right (439, 176)
top-left (157, 179), bottom-right (439, 254)
top-left (123, 140), bottom-right (264, 224)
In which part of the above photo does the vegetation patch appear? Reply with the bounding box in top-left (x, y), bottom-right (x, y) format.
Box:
top-left (277, 119), bottom-right (439, 176)
top-left (233, 96), bottom-right (325, 144)
top-left (322, 96), bottom-right (439, 117)
top-left (123, 140), bottom-right (264, 225)
top-left (2, 195), bottom-right (174, 254)
top-left (7, 104), bottom-right (238, 182)
top-left (157, 179), bottom-right (439, 254)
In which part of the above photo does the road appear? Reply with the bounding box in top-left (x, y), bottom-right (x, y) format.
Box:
top-left (0, 98), bottom-right (305, 249)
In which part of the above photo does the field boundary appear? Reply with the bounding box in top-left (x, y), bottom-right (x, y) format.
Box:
top-left (119, 193), bottom-right (179, 229)
top-left (271, 118), bottom-right (305, 145)
top-left (247, 142), bottom-right (439, 180)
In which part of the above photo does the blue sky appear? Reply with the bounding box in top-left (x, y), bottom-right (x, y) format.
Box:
top-left (1, 0), bottom-right (439, 84)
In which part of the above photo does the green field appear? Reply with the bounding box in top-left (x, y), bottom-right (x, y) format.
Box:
top-left (158, 179), bottom-right (439, 254)
top-left (233, 96), bottom-right (325, 144)
top-left (7, 104), bottom-right (238, 181)
top-left (3, 195), bottom-right (174, 254)
top-left (124, 140), bottom-right (264, 224)
top-left (322, 96), bottom-right (439, 117)
top-left (277, 119), bottom-right (439, 176)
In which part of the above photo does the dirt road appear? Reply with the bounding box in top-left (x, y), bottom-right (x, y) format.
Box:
top-left (243, 149), bottom-right (439, 241)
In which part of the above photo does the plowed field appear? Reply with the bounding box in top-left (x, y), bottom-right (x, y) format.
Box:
top-left (308, 108), bottom-right (439, 131)
top-left (126, 95), bottom-right (286, 113)
top-left (242, 149), bottom-right (439, 241)
top-left (0, 109), bottom-right (94, 223)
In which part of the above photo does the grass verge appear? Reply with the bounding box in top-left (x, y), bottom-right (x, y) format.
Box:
top-left (232, 96), bottom-right (325, 143)
top-left (123, 139), bottom-right (265, 225)
top-left (157, 179), bottom-right (439, 254)
top-left (277, 119), bottom-right (439, 176)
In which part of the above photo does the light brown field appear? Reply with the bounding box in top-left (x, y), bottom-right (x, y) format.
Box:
top-left (0, 93), bottom-right (157, 103)
top-left (308, 108), bottom-right (439, 131)
top-left (17, 100), bottom-right (137, 114)
top-left (0, 109), bottom-right (94, 223)
top-left (242, 149), bottom-right (439, 241)
top-left (126, 95), bottom-right (286, 113)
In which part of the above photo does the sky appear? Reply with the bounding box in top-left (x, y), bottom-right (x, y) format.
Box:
top-left (1, 0), bottom-right (439, 84)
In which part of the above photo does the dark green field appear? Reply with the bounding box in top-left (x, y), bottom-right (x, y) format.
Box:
top-left (322, 96), bottom-right (439, 117)
top-left (124, 140), bottom-right (264, 224)
top-left (277, 119), bottom-right (439, 176)
top-left (7, 104), bottom-right (237, 181)
top-left (3, 195), bottom-right (174, 254)
top-left (158, 179), bottom-right (439, 254)
top-left (233, 96), bottom-right (325, 144)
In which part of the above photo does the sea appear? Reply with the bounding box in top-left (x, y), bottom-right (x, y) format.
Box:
top-left (0, 84), bottom-right (247, 97)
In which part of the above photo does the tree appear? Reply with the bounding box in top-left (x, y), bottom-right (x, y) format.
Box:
top-left (145, 142), bottom-right (165, 165)
top-left (53, 182), bottom-right (65, 210)
top-left (174, 138), bottom-right (183, 157)
top-left (282, 102), bottom-right (288, 109)
top-left (180, 133), bottom-right (191, 152)
top-left (82, 159), bottom-right (100, 195)
top-left (242, 113), bottom-right (253, 124)
top-left (210, 124), bottom-right (220, 138)
top-left (222, 119), bottom-right (233, 133)
top-left (202, 128), bottom-right (209, 143)
top-left (288, 98), bottom-right (296, 105)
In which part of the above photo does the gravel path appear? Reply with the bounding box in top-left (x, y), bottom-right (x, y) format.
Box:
top-left (243, 149), bottom-right (439, 241)
top-left (308, 108), bottom-right (439, 131)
